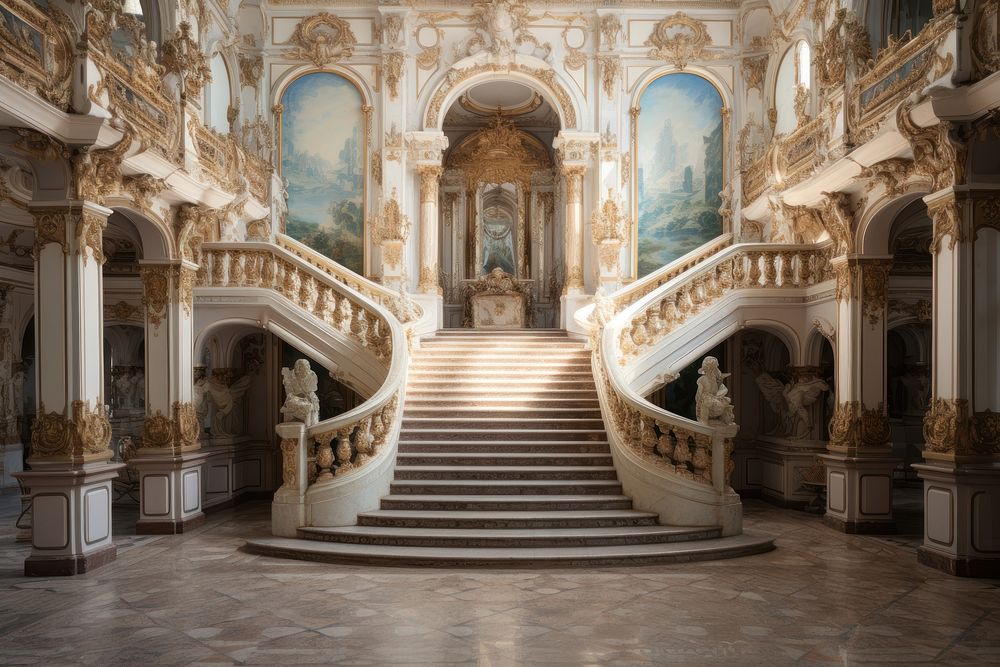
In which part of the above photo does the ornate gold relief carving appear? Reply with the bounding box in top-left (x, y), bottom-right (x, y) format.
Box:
top-left (813, 9), bottom-right (871, 89)
top-left (161, 21), bottom-right (212, 99)
top-left (382, 51), bottom-right (405, 100)
top-left (598, 56), bottom-right (621, 100)
top-left (447, 115), bottom-right (552, 189)
top-left (897, 103), bottom-right (965, 192)
top-left (645, 12), bottom-right (721, 70)
top-left (599, 14), bottom-right (623, 49)
top-left (0, 0), bottom-right (74, 110)
top-left (141, 265), bottom-right (172, 328)
top-left (31, 209), bottom-right (68, 257)
top-left (76, 210), bottom-right (108, 266)
top-left (106, 300), bottom-right (142, 322)
top-left (927, 193), bottom-right (966, 253)
top-left (818, 191), bottom-right (856, 256)
top-left (829, 401), bottom-right (891, 450)
top-left (143, 401), bottom-right (200, 451)
top-left (71, 129), bottom-right (133, 205)
top-left (370, 190), bottom-right (411, 245)
top-left (923, 397), bottom-right (976, 457)
top-left (971, 0), bottom-right (1000, 79)
top-left (284, 13), bottom-right (357, 67)
top-left (280, 438), bottom-right (298, 487)
top-left (741, 55), bottom-right (768, 93)
top-left (31, 400), bottom-right (111, 460)
top-left (860, 260), bottom-right (892, 328)
top-left (859, 158), bottom-right (915, 199)
top-left (238, 53), bottom-right (264, 92)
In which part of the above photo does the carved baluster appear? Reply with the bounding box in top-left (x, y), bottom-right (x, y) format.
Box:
top-left (748, 252), bottom-right (762, 286)
top-left (762, 252), bottom-right (777, 286)
top-left (334, 425), bottom-right (355, 475)
top-left (366, 312), bottom-right (382, 351)
top-left (673, 434), bottom-right (692, 470)
top-left (230, 251), bottom-right (246, 286)
top-left (718, 260), bottom-right (734, 291)
top-left (640, 415), bottom-right (658, 452)
top-left (779, 251), bottom-right (795, 287)
top-left (306, 441), bottom-right (318, 485)
top-left (655, 426), bottom-right (676, 465)
top-left (352, 416), bottom-right (374, 466)
top-left (261, 252), bottom-right (275, 288)
top-left (245, 251), bottom-right (262, 285)
top-left (692, 434), bottom-right (712, 482)
top-left (211, 250), bottom-right (226, 286)
top-left (801, 252), bottom-right (814, 285)
top-left (337, 298), bottom-right (353, 335)
top-left (630, 313), bottom-right (648, 349)
top-left (282, 266), bottom-right (300, 300)
top-left (314, 432), bottom-right (335, 481)
top-left (732, 254), bottom-right (748, 287)
top-left (349, 302), bottom-right (367, 342)
top-left (300, 274), bottom-right (318, 310)
top-left (315, 285), bottom-right (331, 321)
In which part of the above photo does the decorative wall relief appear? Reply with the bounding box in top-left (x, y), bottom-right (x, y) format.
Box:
top-left (635, 73), bottom-right (724, 277)
top-left (279, 72), bottom-right (365, 274)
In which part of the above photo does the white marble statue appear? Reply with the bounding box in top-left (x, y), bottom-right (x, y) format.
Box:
top-left (114, 368), bottom-right (134, 409)
top-left (193, 366), bottom-right (254, 437)
top-left (695, 356), bottom-right (735, 425)
top-left (281, 359), bottom-right (320, 427)
top-left (131, 368), bottom-right (145, 409)
top-left (756, 372), bottom-right (830, 439)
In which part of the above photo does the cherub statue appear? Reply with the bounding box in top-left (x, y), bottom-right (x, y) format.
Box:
top-left (281, 359), bottom-right (320, 427)
top-left (695, 356), bottom-right (735, 425)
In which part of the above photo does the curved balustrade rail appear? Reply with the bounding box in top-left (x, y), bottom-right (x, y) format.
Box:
top-left (592, 241), bottom-right (834, 534)
top-left (614, 234), bottom-right (733, 310)
top-left (277, 234), bottom-right (424, 325)
top-left (198, 241), bottom-right (409, 529)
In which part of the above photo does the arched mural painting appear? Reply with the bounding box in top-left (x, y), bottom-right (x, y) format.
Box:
top-left (635, 73), bottom-right (724, 277)
top-left (279, 71), bottom-right (366, 273)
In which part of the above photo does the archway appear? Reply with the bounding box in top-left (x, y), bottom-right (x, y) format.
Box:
top-left (438, 78), bottom-right (562, 328)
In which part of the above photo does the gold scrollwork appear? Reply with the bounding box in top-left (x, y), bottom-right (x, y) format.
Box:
top-left (283, 13), bottom-right (357, 68)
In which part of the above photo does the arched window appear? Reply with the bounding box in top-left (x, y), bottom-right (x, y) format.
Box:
top-left (279, 72), bottom-right (366, 274)
top-left (774, 40), bottom-right (811, 135)
top-left (208, 53), bottom-right (232, 134)
top-left (865, 0), bottom-right (934, 55)
top-left (634, 73), bottom-right (724, 278)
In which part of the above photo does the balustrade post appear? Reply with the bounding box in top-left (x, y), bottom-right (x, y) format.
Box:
top-left (273, 422), bottom-right (308, 537)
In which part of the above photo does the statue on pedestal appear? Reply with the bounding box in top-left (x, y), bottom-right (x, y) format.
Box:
top-left (281, 359), bottom-right (320, 427)
top-left (695, 356), bottom-right (735, 425)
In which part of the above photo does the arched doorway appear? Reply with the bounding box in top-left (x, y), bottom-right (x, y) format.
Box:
top-left (438, 80), bottom-right (562, 328)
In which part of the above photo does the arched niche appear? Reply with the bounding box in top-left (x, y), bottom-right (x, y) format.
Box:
top-left (773, 40), bottom-right (811, 136)
top-left (207, 51), bottom-right (234, 134)
top-left (275, 70), bottom-right (368, 274)
top-left (631, 71), bottom-right (726, 278)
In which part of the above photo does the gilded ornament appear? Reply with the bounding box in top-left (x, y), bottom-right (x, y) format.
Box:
top-left (382, 51), bottom-right (405, 101)
top-left (927, 194), bottom-right (965, 253)
top-left (644, 12), bottom-right (720, 70)
top-left (161, 22), bottom-right (212, 99)
top-left (741, 55), bottom-right (768, 93)
top-left (923, 397), bottom-right (975, 456)
top-left (283, 13), bottom-right (357, 67)
top-left (598, 56), bottom-right (621, 100)
top-left (238, 53), bottom-right (264, 92)
top-left (141, 265), bottom-right (172, 328)
top-left (599, 14), bottom-right (623, 49)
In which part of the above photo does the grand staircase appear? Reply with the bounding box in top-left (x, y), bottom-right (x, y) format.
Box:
top-left (247, 330), bottom-right (773, 566)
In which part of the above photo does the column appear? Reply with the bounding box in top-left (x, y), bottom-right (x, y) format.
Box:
top-left (819, 255), bottom-right (900, 533)
top-left (913, 189), bottom-right (1000, 577)
top-left (130, 259), bottom-right (209, 534)
top-left (416, 164), bottom-right (442, 294)
top-left (561, 164), bottom-right (586, 295)
top-left (16, 202), bottom-right (123, 576)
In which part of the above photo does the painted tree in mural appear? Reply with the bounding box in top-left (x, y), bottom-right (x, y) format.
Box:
top-left (281, 72), bottom-right (365, 273)
top-left (636, 73), bottom-right (724, 277)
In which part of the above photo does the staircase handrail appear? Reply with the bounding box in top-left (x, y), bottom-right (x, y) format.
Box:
top-left (594, 241), bottom-right (834, 500)
top-left (198, 241), bottom-right (408, 489)
top-left (614, 234), bottom-right (734, 310)
top-left (276, 234), bottom-right (423, 323)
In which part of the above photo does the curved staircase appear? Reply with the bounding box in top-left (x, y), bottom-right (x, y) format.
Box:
top-left (247, 330), bottom-right (774, 567)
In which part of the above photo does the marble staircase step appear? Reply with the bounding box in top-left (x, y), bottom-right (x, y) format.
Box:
top-left (244, 533), bottom-right (776, 567)
top-left (379, 494), bottom-right (634, 511)
top-left (355, 508), bottom-right (660, 529)
top-left (388, 479), bottom-right (623, 495)
top-left (395, 452), bottom-right (614, 466)
top-left (397, 440), bottom-right (612, 453)
top-left (398, 429), bottom-right (608, 442)
top-left (402, 407), bottom-right (604, 419)
top-left (403, 398), bottom-right (601, 409)
top-left (295, 525), bottom-right (721, 549)
top-left (392, 465), bottom-right (619, 481)
top-left (400, 417), bottom-right (607, 431)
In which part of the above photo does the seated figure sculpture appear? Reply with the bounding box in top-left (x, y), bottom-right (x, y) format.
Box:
top-left (695, 356), bottom-right (735, 425)
top-left (280, 359), bottom-right (320, 427)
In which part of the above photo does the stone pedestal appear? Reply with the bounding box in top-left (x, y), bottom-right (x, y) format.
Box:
top-left (15, 463), bottom-right (124, 576)
top-left (131, 450), bottom-right (209, 534)
top-left (913, 462), bottom-right (1000, 577)
top-left (819, 453), bottom-right (901, 533)
top-left (757, 437), bottom-right (827, 507)
top-left (273, 423), bottom-right (308, 537)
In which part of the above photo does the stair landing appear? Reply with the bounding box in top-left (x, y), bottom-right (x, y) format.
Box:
top-left (245, 329), bottom-right (774, 567)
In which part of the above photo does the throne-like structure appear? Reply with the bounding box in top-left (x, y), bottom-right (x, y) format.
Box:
top-left (462, 268), bottom-right (533, 329)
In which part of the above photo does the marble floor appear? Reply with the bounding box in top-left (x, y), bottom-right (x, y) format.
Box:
top-left (0, 494), bottom-right (997, 666)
